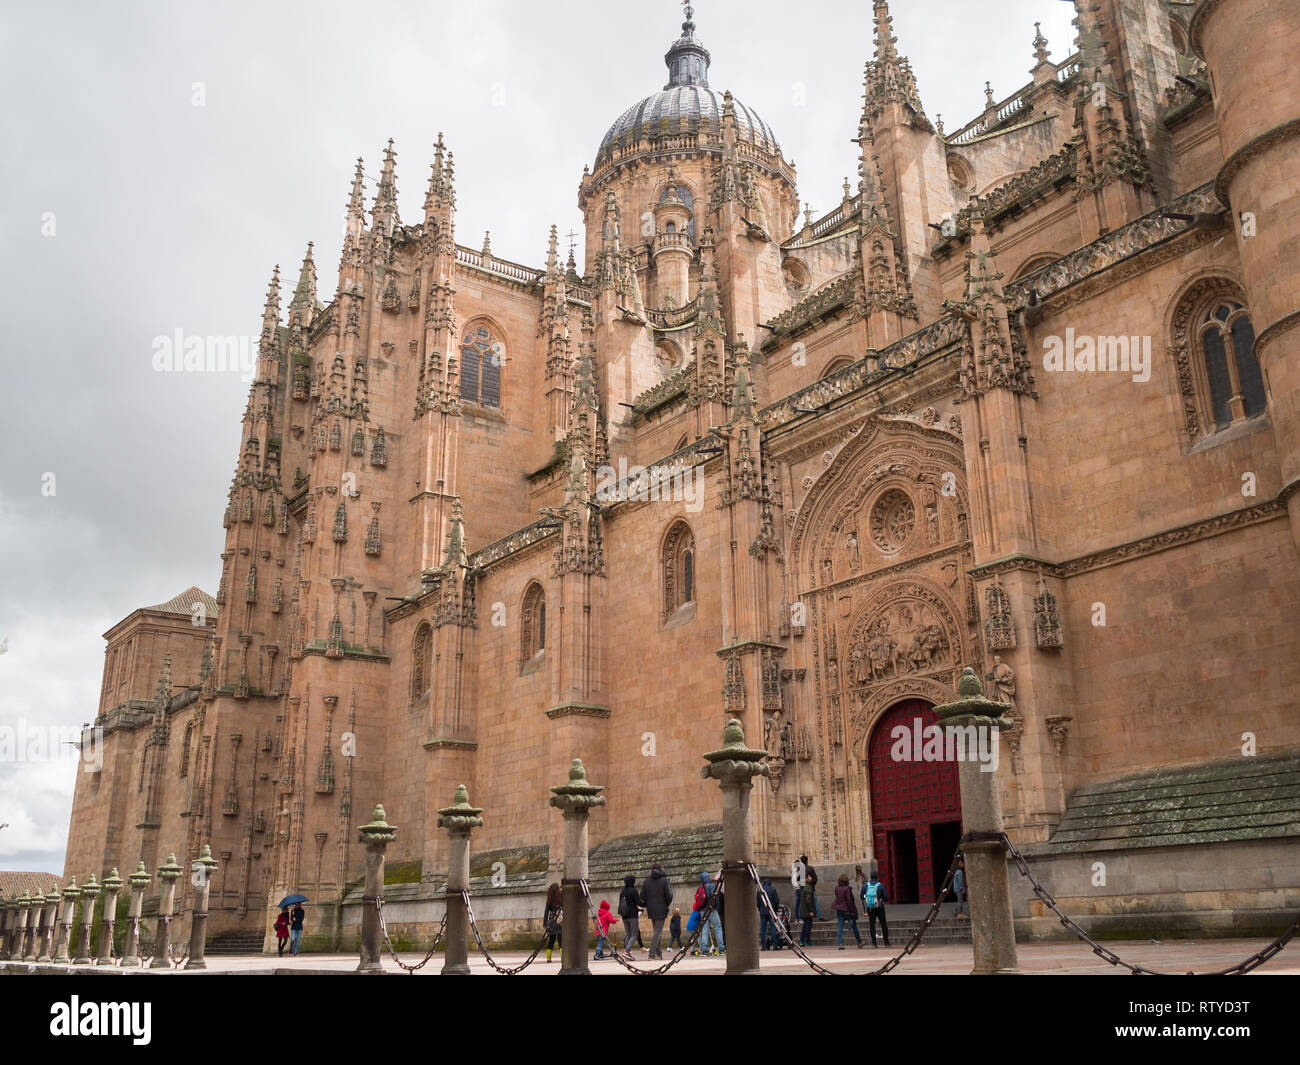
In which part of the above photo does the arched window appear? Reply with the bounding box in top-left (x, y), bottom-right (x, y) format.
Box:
top-left (659, 184), bottom-right (695, 238)
top-left (1171, 280), bottom-right (1266, 440)
top-left (663, 520), bottom-right (696, 622)
top-left (460, 325), bottom-right (502, 408)
top-left (820, 357), bottom-right (854, 380)
top-left (411, 622), bottom-right (432, 700)
top-left (179, 722), bottom-right (194, 779)
top-left (521, 583), bottom-right (546, 664)
top-left (1199, 302), bottom-right (1265, 430)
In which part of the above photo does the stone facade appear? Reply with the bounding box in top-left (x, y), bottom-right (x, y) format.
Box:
top-left (62, 0), bottom-right (1300, 943)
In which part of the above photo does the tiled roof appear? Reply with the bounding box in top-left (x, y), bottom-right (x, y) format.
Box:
top-left (0, 871), bottom-right (64, 900)
top-left (1048, 752), bottom-right (1300, 852)
top-left (146, 586), bottom-right (218, 618)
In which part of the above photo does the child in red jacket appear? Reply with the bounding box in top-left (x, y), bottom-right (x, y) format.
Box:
top-left (594, 898), bottom-right (619, 959)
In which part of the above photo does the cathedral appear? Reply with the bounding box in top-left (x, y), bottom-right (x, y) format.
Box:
top-left (63, 0), bottom-right (1300, 947)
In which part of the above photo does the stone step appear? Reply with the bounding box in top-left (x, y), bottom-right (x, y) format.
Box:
top-left (206, 934), bottom-right (266, 955)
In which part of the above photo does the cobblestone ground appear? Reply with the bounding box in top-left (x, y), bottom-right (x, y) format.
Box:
top-left (5, 939), bottom-right (1296, 975)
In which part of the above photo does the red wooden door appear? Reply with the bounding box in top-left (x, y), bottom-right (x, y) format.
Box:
top-left (867, 699), bottom-right (962, 903)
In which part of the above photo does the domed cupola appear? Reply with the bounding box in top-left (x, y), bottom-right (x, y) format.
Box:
top-left (594, 5), bottom-right (781, 168)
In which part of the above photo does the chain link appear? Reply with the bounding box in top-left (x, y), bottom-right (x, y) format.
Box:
top-left (578, 877), bottom-right (723, 975)
top-left (462, 891), bottom-right (551, 974)
top-left (750, 847), bottom-right (963, 975)
top-left (375, 895), bottom-right (447, 973)
top-left (1002, 834), bottom-right (1300, 976)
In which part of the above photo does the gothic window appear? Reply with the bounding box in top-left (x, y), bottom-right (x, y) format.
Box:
top-left (179, 722), bottom-right (193, 779)
top-left (662, 520), bottom-right (696, 622)
top-left (411, 622), bottom-right (432, 700)
top-left (820, 357), bottom-right (853, 380)
top-left (665, 220), bottom-right (676, 235)
top-left (659, 184), bottom-right (695, 238)
top-left (460, 324), bottom-right (502, 408)
top-left (1171, 281), bottom-right (1266, 440)
top-left (521, 583), bottom-right (546, 664)
top-left (870, 489), bottom-right (916, 553)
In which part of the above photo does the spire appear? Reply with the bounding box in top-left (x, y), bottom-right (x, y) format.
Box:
top-left (545, 224), bottom-right (559, 276)
top-left (862, 0), bottom-right (932, 133)
top-left (1032, 22), bottom-right (1051, 66)
top-left (258, 265), bottom-right (281, 368)
top-left (441, 497), bottom-right (468, 570)
top-left (290, 243), bottom-right (316, 319)
top-left (664, 2), bottom-right (710, 88)
top-left (372, 138), bottom-right (400, 232)
top-left (348, 157), bottom-right (366, 218)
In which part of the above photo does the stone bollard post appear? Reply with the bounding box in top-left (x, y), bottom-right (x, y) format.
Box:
top-left (185, 846), bottom-right (219, 970)
top-left (20, 892), bottom-right (39, 961)
top-left (436, 784), bottom-right (482, 976)
top-left (151, 853), bottom-right (183, 968)
top-left (120, 862), bottom-right (152, 967)
top-left (98, 869), bottom-right (122, 964)
top-left (356, 805), bottom-right (397, 974)
top-left (549, 758), bottom-right (606, 976)
top-left (702, 718), bottom-right (769, 976)
top-left (37, 889), bottom-right (59, 963)
top-left (934, 667), bottom-right (1020, 975)
top-left (54, 878), bottom-right (81, 963)
top-left (74, 875), bottom-right (100, 964)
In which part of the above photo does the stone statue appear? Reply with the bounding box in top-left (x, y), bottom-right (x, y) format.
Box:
top-left (988, 654), bottom-right (1016, 709)
top-left (764, 710), bottom-right (785, 760)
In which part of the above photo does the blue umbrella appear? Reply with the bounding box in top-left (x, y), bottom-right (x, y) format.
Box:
top-left (277, 894), bottom-right (309, 908)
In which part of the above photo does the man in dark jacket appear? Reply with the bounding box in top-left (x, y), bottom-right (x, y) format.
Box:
top-left (289, 903), bottom-right (305, 956)
top-left (639, 862), bottom-right (673, 959)
top-left (757, 877), bottom-right (782, 949)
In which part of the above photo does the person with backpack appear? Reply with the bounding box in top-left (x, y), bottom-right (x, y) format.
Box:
top-left (833, 873), bottom-right (863, 948)
top-left (594, 898), bottom-right (619, 959)
top-left (757, 876), bottom-right (781, 949)
top-left (953, 859), bottom-right (968, 918)
top-left (542, 882), bottom-right (563, 963)
top-left (640, 862), bottom-right (673, 959)
top-left (692, 871), bottom-right (725, 956)
top-left (798, 880), bottom-right (815, 946)
top-left (862, 871), bottom-right (891, 947)
top-left (274, 907), bottom-right (290, 957)
top-left (618, 874), bottom-right (641, 957)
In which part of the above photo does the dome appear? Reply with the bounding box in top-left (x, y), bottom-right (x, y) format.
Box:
top-left (595, 8), bottom-right (781, 166)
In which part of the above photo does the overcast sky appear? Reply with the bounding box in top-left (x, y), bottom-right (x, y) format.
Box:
top-left (0, 0), bottom-right (1078, 875)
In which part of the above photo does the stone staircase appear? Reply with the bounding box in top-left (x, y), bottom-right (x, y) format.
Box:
top-left (205, 932), bottom-right (266, 956)
top-left (802, 912), bottom-right (972, 947)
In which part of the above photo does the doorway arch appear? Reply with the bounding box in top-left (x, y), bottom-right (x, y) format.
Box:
top-left (867, 699), bottom-right (962, 903)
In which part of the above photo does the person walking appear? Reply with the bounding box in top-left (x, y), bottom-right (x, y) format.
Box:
top-left (274, 908), bottom-right (290, 957)
top-left (863, 872), bottom-right (891, 948)
top-left (953, 859), bottom-right (968, 918)
top-left (757, 876), bottom-right (781, 949)
top-left (594, 898), bottom-right (618, 959)
top-left (618, 874), bottom-right (641, 957)
top-left (543, 882), bottom-right (563, 963)
top-left (668, 907), bottom-right (683, 950)
top-left (833, 873), bottom-right (863, 949)
top-left (289, 902), bottom-right (305, 956)
top-left (804, 859), bottom-right (822, 919)
top-left (692, 871), bottom-right (725, 956)
top-left (639, 862), bottom-right (673, 959)
top-left (798, 880), bottom-right (815, 946)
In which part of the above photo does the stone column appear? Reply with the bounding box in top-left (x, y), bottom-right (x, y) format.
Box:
top-left (36, 890), bottom-right (58, 962)
top-left (356, 805), bottom-right (397, 974)
top-left (54, 878), bottom-right (81, 963)
top-left (549, 758), bottom-right (606, 976)
top-left (935, 667), bottom-right (1019, 975)
top-left (98, 869), bottom-right (122, 964)
top-left (120, 862), bottom-right (152, 968)
top-left (13, 894), bottom-right (30, 962)
top-left (0, 898), bottom-right (9, 960)
top-left (185, 846), bottom-right (218, 970)
top-left (702, 718), bottom-right (770, 976)
top-left (20, 892), bottom-right (39, 961)
top-left (74, 875), bottom-right (100, 964)
top-left (150, 853), bottom-right (183, 968)
top-left (436, 784), bottom-right (482, 976)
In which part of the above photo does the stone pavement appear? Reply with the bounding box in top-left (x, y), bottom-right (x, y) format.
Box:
top-left (3, 938), bottom-right (1296, 975)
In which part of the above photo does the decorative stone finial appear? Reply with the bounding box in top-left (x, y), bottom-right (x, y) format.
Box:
top-left (128, 861), bottom-right (152, 888)
top-left (550, 758), bottom-right (607, 812)
top-left (702, 717), bottom-right (771, 782)
top-left (80, 874), bottom-right (100, 899)
top-left (194, 844), bottom-right (219, 876)
top-left (62, 877), bottom-right (81, 900)
top-left (358, 803), bottom-right (398, 844)
top-left (102, 868), bottom-right (123, 891)
top-left (933, 666), bottom-right (1014, 726)
top-left (437, 784), bottom-right (484, 830)
top-left (157, 854), bottom-right (183, 882)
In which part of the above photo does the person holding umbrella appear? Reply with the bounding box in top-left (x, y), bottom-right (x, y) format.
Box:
top-left (277, 894), bottom-right (309, 956)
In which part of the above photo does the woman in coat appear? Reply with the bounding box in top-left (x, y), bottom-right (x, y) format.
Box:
top-left (542, 882), bottom-right (563, 963)
top-left (833, 873), bottom-right (863, 949)
top-left (274, 908), bottom-right (291, 957)
top-left (618, 874), bottom-right (642, 956)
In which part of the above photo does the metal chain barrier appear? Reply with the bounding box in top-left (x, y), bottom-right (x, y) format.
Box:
top-left (577, 877), bottom-right (722, 975)
top-left (374, 895), bottom-right (447, 973)
top-left (462, 891), bottom-right (551, 975)
top-left (750, 847), bottom-right (964, 975)
top-left (167, 918), bottom-right (191, 968)
top-left (1003, 834), bottom-right (1300, 976)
